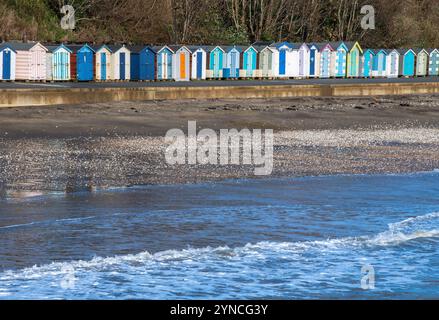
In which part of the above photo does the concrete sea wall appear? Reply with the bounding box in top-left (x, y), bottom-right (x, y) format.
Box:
top-left (1, 82), bottom-right (439, 107)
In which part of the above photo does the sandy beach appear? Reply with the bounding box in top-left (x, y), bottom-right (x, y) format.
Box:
top-left (1, 94), bottom-right (439, 195)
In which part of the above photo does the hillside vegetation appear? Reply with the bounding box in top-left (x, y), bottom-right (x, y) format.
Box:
top-left (0, 0), bottom-right (438, 48)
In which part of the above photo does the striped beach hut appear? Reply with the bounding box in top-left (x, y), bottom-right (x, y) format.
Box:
top-left (308, 43), bottom-right (321, 78)
top-left (46, 44), bottom-right (72, 81)
top-left (415, 48), bottom-right (429, 77)
top-left (242, 45), bottom-right (258, 78)
top-left (94, 45), bottom-right (112, 81)
top-left (346, 41), bottom-right (363, 77)
top-left (387, 49), bottom-right (400, 78)
top-left (0, 43), bottom-right (16, 81)
top-left (255, 45), bottom-right (276, 78)
top-left (330, 42), bottom-right (349, 78)
top-left (189, 46), bottom-right (207, 80)
top-left (108, 45), bottom-right (131, 81)
top-left (223, 45), bottom-right (242, 79)
top-left (362, 49), bottom-right (375, 78)
top-left (9, 42), bottom-right (48, 81)
top-left (170, 45), bottom-right (191, 82)
top-left (428, 49), bottom-right (439, 76)
top-left (206, 46), bottom-right (225, 79)
top-left (319, 43), bottom-right (334, 78)
top-left (398, 49), bottom-right (416, 77)
top-left (372, 49), bottom-right (388, 77)
top-left (154, 45), bottom-right (174, 81)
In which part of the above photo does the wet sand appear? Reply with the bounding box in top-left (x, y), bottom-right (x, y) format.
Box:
top-left (1, 95), bottom-right (439, 194)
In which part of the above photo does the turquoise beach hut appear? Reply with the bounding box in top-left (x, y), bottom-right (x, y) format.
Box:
top-left (242, 45), bottom-right (258, 78)
top-left (362, 49), bottom-right (375, 78)
top-left (398, 49), bottom-right (416, 77)
top-left (206, 46), bottom-right (225, 79)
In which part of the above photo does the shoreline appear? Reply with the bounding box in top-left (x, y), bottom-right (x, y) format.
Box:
top-left (1, 95), bottom-right (439, 195)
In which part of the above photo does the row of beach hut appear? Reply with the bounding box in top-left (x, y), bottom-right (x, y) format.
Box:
top-left (0, 41), bottom-right (438, 82)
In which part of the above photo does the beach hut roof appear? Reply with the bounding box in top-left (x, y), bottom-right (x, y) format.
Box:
top-left (45, 43), bottom-right (72, 53)
top-left (223, 45), bottom-right (245, 53)
top-left (204, 45), bottom-right (226, 53)
top-left (364, 48), bottom-right (377, 54)
top-left (91, 44), bottom-right (112, 52)
top-left (397, 48), bottom-right (416, 55)
top-left (186, 45), bottom-right (205, 52)
top-left (7, 41), bottom-right (47, 52)
top-left (253, 45), bottom-right (275, 53)
top-left (107, 44), bottom-right (128, 53)
top-left (243, 45), bottom-right (260, 53)
top-left (414, 48), bottom-right (428, 54)
top-left (65, 44), bottom-right (94, 53)
top-left (374, 49), bottom-right (389, 55)
top-left (427, 48), bottom-right (439, 54)
top-left (329, 41), bottom-right (351, 51)
top-left (272, 41), bottom-right (295, 49)
top-left (0, 43), bottom-right (16, 53)
top-left (152, 45), bottom-right (175, 53)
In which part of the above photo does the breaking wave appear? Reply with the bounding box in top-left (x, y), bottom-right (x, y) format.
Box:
top-left (1, 212), bottom-right (437, 282)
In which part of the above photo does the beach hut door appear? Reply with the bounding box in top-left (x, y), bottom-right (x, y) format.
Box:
top-left (2, 50), bottom-right (11, 80)
top-left (196, 52), bottom-right (203, 79)
top-left (230, 51), bottom-right (237, 77)
top-left (299, 49), bottom-right (304, 76)
top-left (213, 51), bottom-right (220, 77)
top-left (120, 53), bottom-right (126, 80)
top-left (180, 53), bottom-right (186, 79)
top-left (322, 51), bottom-right (329, 77)
top-left (310, 49), bottom-right (315, 76)
top-left (279, 50), bottom-right (286, 75)
top-left (101, 53), bottom-right (107, 80)
top-left (391, 54), bottom-right (397, 75)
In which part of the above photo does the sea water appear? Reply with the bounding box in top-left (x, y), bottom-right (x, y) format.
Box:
top-left (0, 172), bottom-right (438, 299)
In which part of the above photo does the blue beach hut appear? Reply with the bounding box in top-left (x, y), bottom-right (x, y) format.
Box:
top-left (67, 44), bottom-right (95, 81)
top-left (0, 43), bottom-right (16, 81)
top-left (130, 46), bottom-right (157, 81)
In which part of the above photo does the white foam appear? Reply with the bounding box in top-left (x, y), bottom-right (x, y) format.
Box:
top-left (1, 212), bottom-right (438, 282)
